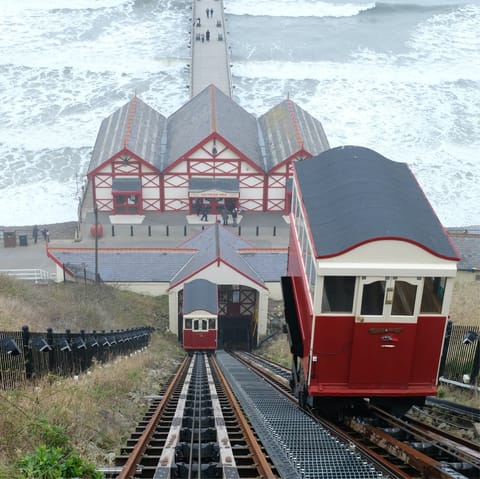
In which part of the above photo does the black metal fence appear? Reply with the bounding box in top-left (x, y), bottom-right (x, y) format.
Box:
top-left (0, 326), bottom-right (153, 389)
top-left (441, 323), bottom-right (480, 386)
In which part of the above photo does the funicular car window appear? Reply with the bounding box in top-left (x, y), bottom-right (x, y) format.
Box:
top-left (392, 281), bottom-right (417, 315)
top-left (193, 320), bottom-right (199, 331)
top-left (322, 276), bottom-right (355, 312)
top-left (185, 318), bottom-right (192, 329)
top-left (421, 277), bottom-right (445, 313)
top-left (201, 319), bottom-right (208, 331)
top-left (209, 318), bottom-right (216, 330)
top-left (361, 280), bottom-right (386, 315)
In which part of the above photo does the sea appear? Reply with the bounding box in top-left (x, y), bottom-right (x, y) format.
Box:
top-left (0, 0), bottom-right (479, 227)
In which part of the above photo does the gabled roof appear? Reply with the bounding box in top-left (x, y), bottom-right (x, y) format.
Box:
top-left (48, 249), bottom-right (195, 282)
top-left (88, 96), bottom-right (166, 173)
top-left (259, 99), bottom-right (330, 171)
top-left (166, 85), bottom-right (264, 170)
top-left (183, 279), bottom-right (218, 315)
top-left (295, 146), bottom-right (459, 260)
top-left (170, 223), bottom-right (267, 288)
top-left (240, 252), bottom-right (288, 281)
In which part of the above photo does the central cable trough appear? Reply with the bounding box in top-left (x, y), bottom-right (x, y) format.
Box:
top-left (153, 353), bottom-right (238, 478)
top-left (216, 351), bottom-right (387, 479)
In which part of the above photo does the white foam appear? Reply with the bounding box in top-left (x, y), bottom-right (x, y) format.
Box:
top-left (225, 0), bottom-right (375, 18)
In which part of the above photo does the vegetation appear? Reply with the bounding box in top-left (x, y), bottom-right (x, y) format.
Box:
top-left (0, 276), bottom-right (478, 476)
top-left (0, 277), bottom-right (184, 478)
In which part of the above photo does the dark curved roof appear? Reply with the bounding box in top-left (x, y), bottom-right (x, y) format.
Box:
top-left (295, 146), bottom-right (458, 259)
top-left (183, 279), bottom-right (218, 315)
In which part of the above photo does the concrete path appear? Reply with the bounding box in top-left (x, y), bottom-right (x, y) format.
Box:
top-left (191, 0), bottom-right (231, 97)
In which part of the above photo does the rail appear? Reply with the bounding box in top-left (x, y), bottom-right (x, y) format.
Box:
top-left (0, 269), bottom-right (52, 283)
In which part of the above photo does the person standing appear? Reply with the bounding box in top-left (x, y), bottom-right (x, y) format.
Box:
top-left (205, 7), bottom-right (209, 18)
top-left (232, 208), bottom-right (238, 226)
top-left (206, 29), bottom-right (210, 41)
top-left (221, 208), bottom-right (229, 225)
top-left (32, 225), bottom-right (38, 244)
top-left (201, 205), bottom-right (209, 222)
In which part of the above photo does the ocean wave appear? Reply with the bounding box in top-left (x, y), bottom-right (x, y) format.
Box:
top-left (360, 2), bottom-right (459, 16)
top-left (1, 0), bottom-right (133, 13)
top-left (225, 0), bottom-right (376, 18)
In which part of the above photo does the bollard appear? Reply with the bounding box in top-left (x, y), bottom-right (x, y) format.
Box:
top-left (130, 225), bottom-right (134, 236)
top-left (112, 225), bottom-right (115, 237)
top-left (273, 225), bottom-right (276, 236)
top-left (166, 225), bottom-right (169, 236)
top-left (148, 225), bottom-right (151, 237)
top-left (256, 225), bottom-right (259, 236)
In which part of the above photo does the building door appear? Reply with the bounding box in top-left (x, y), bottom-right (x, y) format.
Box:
top-left (114, 193), bottom-right (141, 214)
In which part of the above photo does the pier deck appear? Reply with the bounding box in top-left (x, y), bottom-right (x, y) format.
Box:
top-left (190, 0), bottom-right (232, 97)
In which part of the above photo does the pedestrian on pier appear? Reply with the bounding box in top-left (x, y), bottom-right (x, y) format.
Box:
top-left (206, 29), bottom-right (210, 41)
top-left (205, 7), bottom-right (209, 18)
top-left (196, 17), bottom-right (201, 27)
top-left (201, 33), bottom-right (205, 42)
top-left (210, 8), bottom-right (213, 17)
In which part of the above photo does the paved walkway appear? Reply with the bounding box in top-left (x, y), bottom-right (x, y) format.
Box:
top-left (191, 0), bottom-right (231, 97)
top-left (0, 211), bottom-right (289, 275)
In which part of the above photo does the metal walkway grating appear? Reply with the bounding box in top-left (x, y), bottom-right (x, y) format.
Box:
top-left (216, 351), bottom-right (388, 479)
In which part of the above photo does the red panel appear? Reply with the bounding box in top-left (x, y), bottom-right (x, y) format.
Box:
top-left (311, 316), bottom-right (355, 384)
top-left (349, 322), bottom-right (416, 388)
top-left (410, 316), bottom-right (447, 385)
top-left (183, 330), bottom-right (217, 350)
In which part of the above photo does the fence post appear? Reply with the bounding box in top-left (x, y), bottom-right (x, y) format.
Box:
top-left (112, 225), bottom-right (115, 237)
top-left (47, 328), bottom-right (54, 373)
top-left (470, 340), bottom-right (480, 385)
top-left (184, 225), bottom-right (187, 236)
top-left (22, 325), bottom-right (33, 380)
top-left (130, 225), bottom-right (134, 237)
top-left (166, 225), bottom-right (169, 236)
top-left (256, 225), bottom-right (259, 236)
top-left (148, 225), bottom-right (151, 237)
top-left (238, 226), bottom-right (241, 236)
top-left (438, 320), bottom-right (452, 378)
top-left (273, 226), bottom-right (276, 236)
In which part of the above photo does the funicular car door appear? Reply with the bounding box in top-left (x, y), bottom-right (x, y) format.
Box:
top-left (349, 276), bottom-right (422, 388)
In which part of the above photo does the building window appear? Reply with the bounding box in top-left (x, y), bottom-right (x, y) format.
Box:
top-left (391, 281), bottom-right (417, 316)
top-left (420, 277), bottom-right (445, 313)
top-left (361, 280), bottom-right (386, 315)
top-left (322, 277), bottom-right (356, 313)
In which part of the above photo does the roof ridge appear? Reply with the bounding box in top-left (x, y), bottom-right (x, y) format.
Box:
top-left (124, 96), bottom-right (138, 148)
top-left (286, 99), bottom-right (304, 149)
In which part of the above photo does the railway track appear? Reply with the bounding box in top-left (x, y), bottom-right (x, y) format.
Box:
top-left (237, 351), bottom-right (480, 479)
top-left (103, 352), bottom-right (276, 478)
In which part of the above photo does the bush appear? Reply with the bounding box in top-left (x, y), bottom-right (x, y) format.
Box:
top-left (17, 421), bottom-right (103, 479)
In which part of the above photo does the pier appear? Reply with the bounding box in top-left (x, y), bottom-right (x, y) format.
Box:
top-left (190, 0), bottom-right (232, 97)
